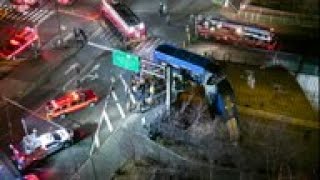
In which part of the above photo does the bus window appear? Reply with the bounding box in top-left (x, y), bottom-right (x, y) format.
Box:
top-left (206, 75), bottom-right (218, 85)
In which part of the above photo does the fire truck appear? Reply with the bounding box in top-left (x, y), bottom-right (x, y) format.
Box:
top-left (196, 16), bottom-right (277, 50)
top-left (45, 89), bottom-right (98, 120)
top-left (101, 0), bottom-right (147, 43)
top-left (0, 26), bottom-right (39, 60)
top-left (10, 0), bottom-right (76, 12)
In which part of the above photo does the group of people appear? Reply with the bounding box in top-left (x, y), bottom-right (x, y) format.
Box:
top-left (128, 74), bottom-right (161, 112)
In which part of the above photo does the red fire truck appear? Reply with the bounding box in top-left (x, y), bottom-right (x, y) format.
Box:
top-left (0, 26), bottom-right (39, 60)
top-left (45, 89), bottom-right (98, 120)
top-left (196, 16), bottom-right (277, 50)
top-left (10, 0), bottom-right (76, 12)
top-left (101, 0), bottom-right (147, 43)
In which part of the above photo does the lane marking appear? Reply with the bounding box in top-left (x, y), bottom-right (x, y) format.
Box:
top-left (120, 74), bottom-right (136, 104)
top-left (64, 62), bottom-right (80, 75)
top-left (111, 91), bottom-right (126, 119)
top-left (62, 53), bottom-right (98, 91)
top-left (103, 109), bottom-right (113, 132)
top-left (35, 10), bottom-right (55, 27)
top-left (88, 41), bottom-right (114, 51)
top-left (90, 26), bottom-right (103, 39)
top-left (58, 9), bottom-right (100, 21)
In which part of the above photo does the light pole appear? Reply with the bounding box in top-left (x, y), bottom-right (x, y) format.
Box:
top-left (165, 65), bottom-right (171, 112)
top-left (185, 25), bottom-right (190, 44)
top-left (224, 0), bottom-right (230, 7)
top-left (54, 0), bottom-right (63, 47)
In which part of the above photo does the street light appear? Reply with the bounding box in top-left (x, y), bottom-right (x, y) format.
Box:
top-left (54, 0), bottom-right (64, 48)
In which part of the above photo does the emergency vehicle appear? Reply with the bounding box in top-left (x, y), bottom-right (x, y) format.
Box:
top-left (10, 0), bottom-right (76, 12)
top-left (101, 0), bottom-right (147, 43)
top-left (0, 26), bottom-right (39, 60)
top-left (9, 129), bottom-right (73, 170)
top-left (196, 16), bottom-right (277, 50)
top-left (45, 89), bottom-right (98, 120)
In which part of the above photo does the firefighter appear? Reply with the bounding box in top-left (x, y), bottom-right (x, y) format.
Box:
top-left (146, 81), bottom-right (155, 105)
top-left (128, 74), bottom-right (139, 111)
top-left (78, 28), bottom-right (87, 43)
top-left (159, 1), bottom-right (164, 16)
top-left (73, 27), bottom-right (87, 48)
top-left (165, 14), bottom-right (171, 25)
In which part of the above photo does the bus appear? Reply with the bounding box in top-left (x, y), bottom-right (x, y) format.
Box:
top-left (153, 44), bottom-right (237, 120)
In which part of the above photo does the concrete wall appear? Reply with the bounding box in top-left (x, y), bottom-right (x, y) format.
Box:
top-left (296, 74), bottom-right (319, 111)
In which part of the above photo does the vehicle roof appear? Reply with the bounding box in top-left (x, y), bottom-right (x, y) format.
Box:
top-left (201, 16), bottom-right (272, 34)
top-left (37, 133), bottom-right (55, 146)
top-left (155, 44), bottom-right (221, 74)
top-left (113, 3), bottom-right (140, 26)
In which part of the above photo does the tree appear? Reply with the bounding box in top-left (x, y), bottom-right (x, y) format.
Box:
top-left (239, 119), bottom-right (305, 179)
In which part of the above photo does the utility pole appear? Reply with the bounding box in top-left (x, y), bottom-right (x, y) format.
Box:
top-left (55, 1), bottom-right (63, 47)
top-left (185, 24), bottom-right (190, 44)
top-left (194, 15), bottom-right (201, 38)
top-left (224, 0), bottom-right (230, 7)
top-left (165, 65), bottom-right (171, 112)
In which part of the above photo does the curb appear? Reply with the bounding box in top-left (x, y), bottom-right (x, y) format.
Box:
top-left (238, 106), bottom-right (320, 129)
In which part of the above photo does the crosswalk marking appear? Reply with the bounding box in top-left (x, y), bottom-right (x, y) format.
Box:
top-left (36, 11), bottom-right (54, 27)
top-left (0, 6), bottom-right (55, 26)
top-left (112, 91), bottom-right (126, 119)
top-left (58, 9), bottom-right (100, 21)
top-left (120, 74), bottom-right (136, 104)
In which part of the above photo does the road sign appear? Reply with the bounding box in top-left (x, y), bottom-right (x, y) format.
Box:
top-left (112, 50), bottom-right (140, 73)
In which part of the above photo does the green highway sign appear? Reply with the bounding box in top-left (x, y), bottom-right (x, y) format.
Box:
top-left (112, 50), bottom-right (140, 73)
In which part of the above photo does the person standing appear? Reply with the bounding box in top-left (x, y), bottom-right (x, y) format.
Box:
top-left (78, 28), bottom-right (87, 43)
top-left (73, 27), bottom-right (87, 48)
top-left (159, 1), bottom-right (164, 16)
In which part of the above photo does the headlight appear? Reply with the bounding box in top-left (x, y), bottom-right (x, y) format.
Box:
top-left (128, 27), bottom-right (134, 33)
top-left (135, 31), bottom-right (141, 38)
top-left (138, 23), bottom-right (145, 30)
top-left (236, 27), bottom-right (242, 34)
top-left (217, 23), bottom-right (222, 29)
top-left (210, 27), bottom-right (215, 32)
